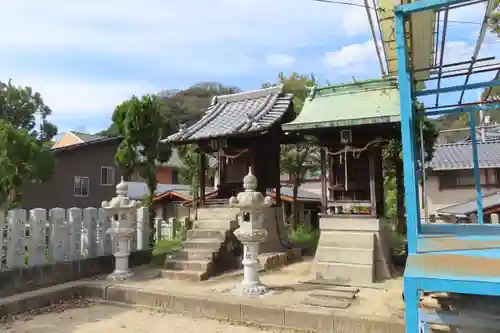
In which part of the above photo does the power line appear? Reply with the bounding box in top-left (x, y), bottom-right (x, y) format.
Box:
top-left (311, 0), bottom-right (485, 25)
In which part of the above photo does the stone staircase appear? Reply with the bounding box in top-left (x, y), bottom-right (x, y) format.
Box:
top-left (161, 207), bottom-right (242, 281)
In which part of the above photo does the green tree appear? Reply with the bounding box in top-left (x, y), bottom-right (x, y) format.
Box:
top-left (111, 95), bottom-right (173, 247)
top-left (489, 0), bottom-right (499, 36)
top-left (0, 120), bottom-right (55, 210)
top-left (383, 102), bottom-right (439, 234)
top-left (177, 144), bottom-right (201, 205)
top-left (0, 79), bottom-right (58, 142)
top-left (263, 73), bottom-right (320, 229)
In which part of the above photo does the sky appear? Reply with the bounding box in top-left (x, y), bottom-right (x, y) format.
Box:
top-left (0, 0), bottom-right (498, 137)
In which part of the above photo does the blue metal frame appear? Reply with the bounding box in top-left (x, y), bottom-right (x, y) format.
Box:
top-left (395, 0), bottom-right (500, 332)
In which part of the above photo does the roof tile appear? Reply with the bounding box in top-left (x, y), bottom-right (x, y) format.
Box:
top-left (428, 140), bottom-right (500, 170)
top-left (165, 85), bottom-right (293, 142)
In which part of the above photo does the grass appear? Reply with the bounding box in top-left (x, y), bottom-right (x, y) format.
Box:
top-left (287, 223), bottom-right (320, 255)
top-left (150, 222), bottom-right (188, 266)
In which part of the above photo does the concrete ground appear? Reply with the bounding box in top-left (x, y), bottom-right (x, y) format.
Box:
top-left (1, 303), bottom-right (292, 333)
top-left (99, 260), bottom-right (405, 320)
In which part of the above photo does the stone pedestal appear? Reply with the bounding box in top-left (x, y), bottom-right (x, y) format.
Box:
top-left (107, 227), bottom-right (135, 280)
top-left (229, 168), bottom-right (273, 296)
top-left (313, 215), bottom-right (393, 285)
top-left (102, 179), bottom-right (140, 281)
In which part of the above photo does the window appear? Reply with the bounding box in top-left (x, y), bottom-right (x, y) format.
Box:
top-left (438, 169), bottom-right (500, 190)
top-left (171, 169), bottom-right (179, 184)
top-left (74, 176), bottom-right (89, 197)
top-left (100, 167), bottom-right (115, 186)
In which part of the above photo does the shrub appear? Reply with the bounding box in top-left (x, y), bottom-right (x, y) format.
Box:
top-left (288, 223), bottom-right (320, 254)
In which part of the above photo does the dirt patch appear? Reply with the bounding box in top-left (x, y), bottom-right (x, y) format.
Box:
top-left (2, 303), bottom-right (296, 333)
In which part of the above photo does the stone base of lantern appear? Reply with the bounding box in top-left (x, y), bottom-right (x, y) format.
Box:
top-left (233, 282), bottom-right (269, 296)
top-left (108, 269), bottom-right (134, 281)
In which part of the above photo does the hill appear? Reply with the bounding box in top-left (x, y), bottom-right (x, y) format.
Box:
top-left (96, 82), bottom-right (240, 137)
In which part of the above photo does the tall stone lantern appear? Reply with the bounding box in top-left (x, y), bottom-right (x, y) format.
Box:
top-left (102, 178), bottom-right (140, 280)
top-left (229, 167), bottom-right (273, 295)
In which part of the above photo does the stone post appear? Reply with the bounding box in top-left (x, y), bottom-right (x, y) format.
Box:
top-left (229, 167), bottom-right (273, 296)
top-left (102, 178), bottom-right (140, 280)
top-left (491, 213), bottom-right (499, 224)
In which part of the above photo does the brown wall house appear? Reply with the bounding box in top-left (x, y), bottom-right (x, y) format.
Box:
top-left (22, 137), bottom-right (125, 210)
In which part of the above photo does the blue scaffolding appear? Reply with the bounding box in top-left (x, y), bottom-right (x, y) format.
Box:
top-left (395, 0), bottom-right (500, 331)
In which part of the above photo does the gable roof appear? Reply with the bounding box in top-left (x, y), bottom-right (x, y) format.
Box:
top-left (282, 77), bottom-right (400, 132)
top-left (165, 85), bottom-right (294, 143)
top-left (71, 131), bottom-right (106, 143)
top-left (437, 192), bottom-right (500, 217)
top-left (428, 140), bottom-right (500, 171)
top-left (52, 136), bottom-right (122, 154)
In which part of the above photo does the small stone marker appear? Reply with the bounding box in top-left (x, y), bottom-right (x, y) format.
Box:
top-left (491, 213), bottom-right (499, 224)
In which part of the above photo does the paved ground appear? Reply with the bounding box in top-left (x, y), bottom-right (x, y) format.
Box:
top-left (98, 260), bottom-right (405, 319)
top-left (1, 304), bottom-right (293, 333)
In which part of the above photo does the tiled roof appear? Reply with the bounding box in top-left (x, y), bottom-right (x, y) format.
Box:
top-left (437, 192), bottom-right (500, 217)
top-left (428, 140), bottom-right (500, 170)
top-left (165, 85), bottom-right (293, 142)
top-left (71, 131), bottom-right (105, 143)
top-left (271, 185), bottom-right (320, 202)
top-left (282, 77), bottom-right (400, 131)
top-left (126, 182), bottom-right (215, 200)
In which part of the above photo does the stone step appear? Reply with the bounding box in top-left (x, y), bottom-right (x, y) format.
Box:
top-left (160, 269), bottom-right (206, 281)
top-left (183, 239), bottom-right (222, 250)
top-left (315, 261), bottom-right (374, 285)
top-left (164, 259), bottom-right (211, 271)
top-left (187, 229), bottom-right (226, 240)
top-left (318, 231), bottom-right (374, 250)
top-left (175, 249), bottom-right (216, 260)
top-left (193, 219), bottom-right (238, 230)
top-left (315, 247), bottom-right (374, 265)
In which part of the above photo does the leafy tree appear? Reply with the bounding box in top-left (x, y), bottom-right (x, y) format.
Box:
top-left (177, 144), bottom-right (201, 205)
top-left (383, 102), bottom-right (439, 234)
top-left (489, 0), bottom-right (499, 36)
top-left (97, 82), bottom-right (240, 137)
top-left (0, 79), bottom-right (58, 142)
top-left (0, 80), bottom-right (57, 210)
top-left (111, 95), bottom-right (173, 247)
top-left (0, 120), bottom-right (55, 210)
top-left (263, 73), bottom-right (320, 229)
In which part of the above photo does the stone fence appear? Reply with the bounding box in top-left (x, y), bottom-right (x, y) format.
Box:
top-left (0, 206), bottom-right (152, 297)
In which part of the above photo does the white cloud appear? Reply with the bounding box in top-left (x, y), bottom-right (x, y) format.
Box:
top-left (3, 74), bottom-right (156, 120)
top-left (265, 54), bottom-right (296, 67)
top-left (0, 0), bottom-right (368, 122)
top-left (324, 40), bottom-right (379, 73)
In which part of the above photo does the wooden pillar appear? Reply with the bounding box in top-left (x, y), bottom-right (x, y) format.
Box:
top-left (320, 147), bottom-right (328, 213)
top-left (199, 153), bottom-right (206, 206)
top-left (368, 148), bottom-right (377, 217)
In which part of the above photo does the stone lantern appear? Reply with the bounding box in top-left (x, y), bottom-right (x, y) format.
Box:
top-left (229, 167), bottom-right (273, 295)
top-left (102, 178), bottom-right (140, 280)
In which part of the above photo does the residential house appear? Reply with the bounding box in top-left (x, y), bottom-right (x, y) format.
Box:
top-left (52, 131), bottom-right (106, 149)
top-left (23, 131), bottom-right (198, 210)
top-left (22, 136), bottom-right (124, 210)
top-left (422, 140), bottom-right (500, 221)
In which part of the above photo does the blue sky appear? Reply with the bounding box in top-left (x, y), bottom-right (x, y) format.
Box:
top-left (0, 0), bottom-right (498, 136)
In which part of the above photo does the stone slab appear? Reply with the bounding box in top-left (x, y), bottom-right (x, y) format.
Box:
top-left (318, 231), bottom-right (375, 250)
top-left (309, 290), bottom-right (357, 300)
top-left (315, 262), bottom-right (375, 285)
top-left (315, 247), bottom-right (374, 265)
top-left (301, 297), bottom-right (351, 309)
top-left (319, 216), bottom-right (386, 232)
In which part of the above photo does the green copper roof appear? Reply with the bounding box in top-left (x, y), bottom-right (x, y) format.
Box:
top-left (282, 77), bottom-right (401, 132)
